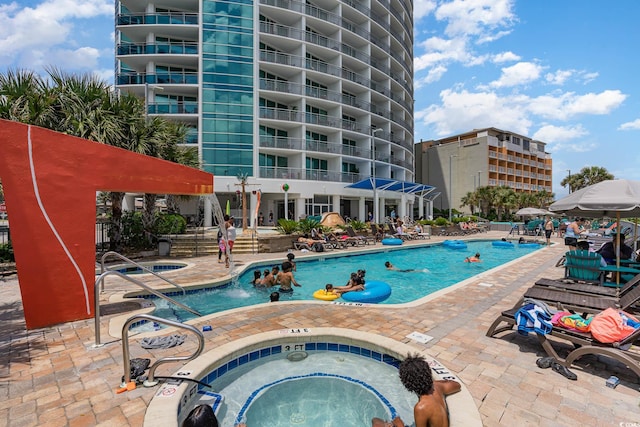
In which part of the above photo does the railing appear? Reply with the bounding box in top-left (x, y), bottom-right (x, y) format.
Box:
top-left (117, 42), bottom-right (198, 56)
top-left (99, 251), bottom-right (187, 294)
top-left (148, 102), bottom-right (198, 115)
top-left (94, 269), bottom-right (202, 346)
top-left (120, 314), bottom-right (204, 387)
top-left (116, 73), bottom-right (198, 86)
top-left (117, 12), bottom-right (198, 26)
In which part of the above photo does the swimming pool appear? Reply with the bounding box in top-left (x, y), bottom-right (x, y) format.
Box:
top-left (138, 240), bottom-right (539, 325)
top-left (142, 329), bottom-right (482, 427)
top-left (97, 261), bottom-right (188, 275)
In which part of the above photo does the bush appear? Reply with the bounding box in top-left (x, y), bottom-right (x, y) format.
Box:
top-left (0, 242), bottom-right (14, 262)
top-left (348, 219), bottom-right (367, 231)
top-left (434, 217), bottom-right (449, 226)
top-left (276, 218), bottom-right (299, 235)
top-left (297, 218), bottom-right (321, 235)
top-left (121, 211), bottom-right (154, 250)
top-left (157, 214), bottom-right (186, 234)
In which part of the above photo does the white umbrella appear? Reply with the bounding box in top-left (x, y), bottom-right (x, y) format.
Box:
top-left (515, 207), bottom-right (549, 216)
top-left (549, 179), bottom-right (640, 291)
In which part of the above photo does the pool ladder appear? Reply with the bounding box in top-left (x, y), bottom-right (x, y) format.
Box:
top-left (94, 252), bottom-right (203, 347)
top-left (120, 314), bottom-right (205, 387)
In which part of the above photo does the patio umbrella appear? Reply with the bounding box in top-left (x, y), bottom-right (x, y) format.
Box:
top-left (515, 207), bottom-right (550, 216)
top-left (549, 179), bottom-right (640, 292)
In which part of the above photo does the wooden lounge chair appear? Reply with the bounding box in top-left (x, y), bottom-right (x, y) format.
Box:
top-left (534, 273), bottom-right (640, 298)
top-left (369, 224), bottom-right (384, 242)
top-left (345, 226), bottom-right (375, 245)
top-left (486, 298), bottom-right (640, 382)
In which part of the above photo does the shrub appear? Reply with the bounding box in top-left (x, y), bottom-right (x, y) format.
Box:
top-left (121, 211), bottom-right (154, 250)
top-left (157, 214), bottom-right (186, 234)
top-left (434, 217), bottom-right (449, 226)
top-left (0, 242), bottom-right (14, 262)
top-left (298, 218), bottom-right (321, 235)
top-left (348, 219), bottom-right (367, 231)
top-left (276, 218), bottom-right (299, 234)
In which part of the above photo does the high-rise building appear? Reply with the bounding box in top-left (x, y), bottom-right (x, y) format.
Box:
top-left (115, 0), bottom-right (415, 224)
top-left (415, 128), bottom-right (553, 214)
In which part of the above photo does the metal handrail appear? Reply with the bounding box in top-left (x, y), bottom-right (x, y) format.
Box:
top-left (100, 251), bottom-right (186, 294)
top-left (94, 271), bottom-right (202, 346)
top-left (120, 314), bottom-right (205, 387)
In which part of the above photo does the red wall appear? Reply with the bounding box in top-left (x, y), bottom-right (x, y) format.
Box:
top-left (0, 120), bottom-right (214, 329)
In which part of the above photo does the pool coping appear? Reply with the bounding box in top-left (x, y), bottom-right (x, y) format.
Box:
top-left (143, 328), bottom-right (482, 427)
top-left (105, 239), bottom-right (545, 339)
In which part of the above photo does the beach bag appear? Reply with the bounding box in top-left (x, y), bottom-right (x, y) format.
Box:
top-left (590, 308), bottom-right (640, 344)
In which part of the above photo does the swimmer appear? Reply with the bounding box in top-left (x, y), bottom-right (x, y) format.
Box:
top-left (251, 270), bottom-right (262, 285)
top-left (277, 261), bottom-right (301, 293)
top-left (286, 252), bottom-right (297, 271)
top-left (333, 273), bottom-right (365, 295)
top-left (464, 253), bottom-right (481, 263)
top-left (269, 291), bottom-right (280, 302)
top-left (385, 261), bottom-right (416, 272)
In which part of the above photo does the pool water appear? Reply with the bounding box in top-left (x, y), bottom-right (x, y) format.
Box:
top-left (209, 350), bottom-right (414, 426)
top-left (140, 241), bottom-right (539, 324)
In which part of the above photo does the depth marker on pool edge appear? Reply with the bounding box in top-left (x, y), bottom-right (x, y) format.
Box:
top-left (406, 332), bottom-right (433, 344)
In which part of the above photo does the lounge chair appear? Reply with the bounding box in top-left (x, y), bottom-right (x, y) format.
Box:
top-left (486, 296), bottom-right (640, 382)
top-left (345, 226), bottom-right (375, 245)
top-left (564, 250), bottom-right (605, 284)
top-left (369, 224), bottom-right (384, 242)
top-left (534, 273), bottom-right (640, 298)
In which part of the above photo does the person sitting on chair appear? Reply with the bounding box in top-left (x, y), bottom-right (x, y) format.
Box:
top-left (596, 233), bottom-right (633, 265)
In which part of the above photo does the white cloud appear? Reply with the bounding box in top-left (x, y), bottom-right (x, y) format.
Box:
top-left (532, 124), bottom-right (588, 142)
top-left (619, 119), bottom-right (640, 130)
top-left (488, 62), bottom-right (544, 88)
top-left (415, 65), bottom-right (448, 88)
top-left (528, 90), bottom-right (626, 120)
top-left (435, 0), bottom-right (516, 39)
top-left (492, 51), bottom-right (520, 63)
top-left (0, 0), bottom-right (111, 63)
top-left (579, 71), bottom-right (599, 84)
top-left (545, 69), bottom-right (573, 85)
top-left (416, 88), bottom-right (532, 136)
top-left (414, 0), bottom-right (437, 21)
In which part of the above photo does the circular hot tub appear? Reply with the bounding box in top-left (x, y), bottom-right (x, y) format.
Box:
top-left (143, 329), bottom-right (482, 427)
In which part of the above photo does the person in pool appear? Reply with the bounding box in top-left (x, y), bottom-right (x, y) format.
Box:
top-left (385, 261), bottom-right (416, 272)
top-left (250, 270), bottom-right (262, 285)
top-left (333, 272), bottom-right (365, 295)
top-left (464, 253), bottom-right (481, 263)
top-left (269, 291), bottom-right (280, 302)
top-left (398, 353), bottom-right (461, 427)
top-left (182, 404), bottom-right (219, 427)
top-left (277, 261), bottom-right (301, 292)
top-left (285, 252), bottom-right (297, 271)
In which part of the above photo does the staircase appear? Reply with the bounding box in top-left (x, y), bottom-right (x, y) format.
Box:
top-left (167, 230), bottom-right (259, 257)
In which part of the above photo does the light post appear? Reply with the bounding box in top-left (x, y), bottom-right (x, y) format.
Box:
top-left (566, 169), bottom-right (571, 193)
top-left (448, 154), bottom-right (457, 221)
top-left (371, 128), bottom-right (384, 223)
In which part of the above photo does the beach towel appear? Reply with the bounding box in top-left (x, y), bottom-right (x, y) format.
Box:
top-left (515, 303), bottom-right (553, 336)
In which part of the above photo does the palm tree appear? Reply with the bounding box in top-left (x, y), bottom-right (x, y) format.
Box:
top-left (561, 166), bottom-right (614, 192)
top-left (460, 191), bottom-right (478, 215)
top-left (0, 69), bottom-right (57, 127)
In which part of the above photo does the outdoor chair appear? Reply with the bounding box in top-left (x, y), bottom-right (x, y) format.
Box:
top-left (533, 273), bottom-right (640, 298)
top-left (564, 250), bottom-right (605, 284)
top-left (345, 226), bottom-right (375, 245)
top-left (486, 292), bottom-right (640, 383)
top-left (369, 224), bottom-right (384, 242)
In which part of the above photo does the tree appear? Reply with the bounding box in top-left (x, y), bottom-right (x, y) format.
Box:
top-left (459, 191), bottom-right (478, 215)
top-left (561, 166), bottom-right (614, 192)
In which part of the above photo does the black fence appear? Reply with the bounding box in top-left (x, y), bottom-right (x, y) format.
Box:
top-left (0, 226), bottom-right (9, 246)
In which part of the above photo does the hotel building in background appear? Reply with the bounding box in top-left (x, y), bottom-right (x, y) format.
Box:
top-left (115, 0), bottom-right (417, 225)
top-left (414, 128), bottom-right (553, 214)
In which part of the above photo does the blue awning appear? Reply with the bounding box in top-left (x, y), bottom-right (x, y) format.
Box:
top-left (345, 178), bottom-right (435, 196)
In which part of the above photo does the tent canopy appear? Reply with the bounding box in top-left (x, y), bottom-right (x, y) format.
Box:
top-left (346, 178), bottom-right (435, 196)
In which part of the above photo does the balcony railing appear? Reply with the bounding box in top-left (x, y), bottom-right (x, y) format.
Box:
top-left (258, 166), bottom-right (363, 183)
top-left (117, 42), bottom-right (198, 56)
top-left (117, 12), bottom-right (198, 26)
top-left (148, 102), bottom-right (198, 115)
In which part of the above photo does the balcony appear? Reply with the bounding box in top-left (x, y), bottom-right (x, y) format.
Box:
top-left (117, 42), bottom-right (198, 56)
top-left (117, 12), bottom-right (198, 26)
top-left (148, 102), bottom-right (198, 115)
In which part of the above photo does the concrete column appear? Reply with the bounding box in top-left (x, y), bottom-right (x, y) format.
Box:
top-left (295, 197), bottom-right (305, 220)
top-left (379, 196), bottom-right (386, 221)
top-left (122, 194), bottom-right (136, 212)
top-left (331, 194), bottom-right (341, 213)
top-left (398, 195), bottom-right (407, 220)
top-left (204, 197), bottom-right (212, 227)
top-left (418, 197), bottom-right (424, 219)
top-left (358, 196), bottom-right (366, 222)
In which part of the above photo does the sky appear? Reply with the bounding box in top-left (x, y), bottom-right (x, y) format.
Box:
top-left (0, 0), bottom-right (638, 198)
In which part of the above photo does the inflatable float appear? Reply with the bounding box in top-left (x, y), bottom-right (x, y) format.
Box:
top-left (313, 289), bottom-right (340, 301)
top-left (340, 280), bottom-right (392, 304)
top-left (442, 240), bottom-right (467, 249)
top-left (492, 240), bottom-right (514, 247)
top-left (381, 238), bottom-right (403, 246)
top-left (518, 242), bottom-right (541, 248)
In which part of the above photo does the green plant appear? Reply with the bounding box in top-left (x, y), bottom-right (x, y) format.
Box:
top-left (0, 242), bottom-right (14, 262)
top-left (297, 218), bottom-right (321, 235)
top-left (121, 211), bottom-right (154, 250)
top-left (157, 213), bottom-right (186, 234)
top-left (434, 217), bottom-right (449, 226)
top-left (348, 219), bottom-right (367, 231)
top-left (276, 218), bottom-right (299, 234)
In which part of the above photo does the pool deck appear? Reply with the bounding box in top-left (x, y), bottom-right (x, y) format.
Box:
top-left (1, 230), bottom-right (639, 426)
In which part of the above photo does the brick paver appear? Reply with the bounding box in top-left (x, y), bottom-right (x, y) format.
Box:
top-left (1, 231), bottom-right (639, 426)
